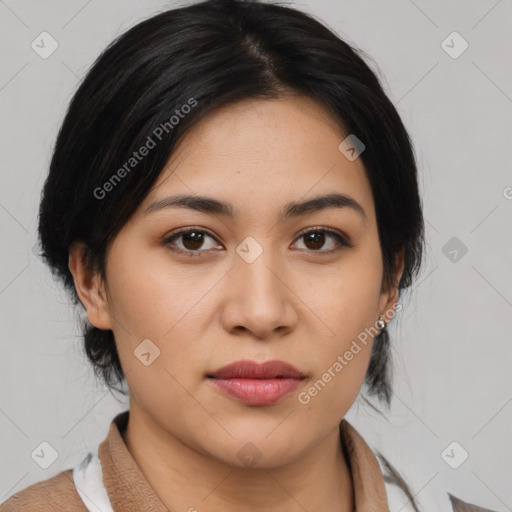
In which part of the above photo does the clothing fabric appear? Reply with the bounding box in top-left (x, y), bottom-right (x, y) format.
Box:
top-left (0, 410), bottom-right (499, 511)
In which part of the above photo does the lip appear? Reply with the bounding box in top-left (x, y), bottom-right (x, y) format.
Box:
top-left (207, 360), bottom-right (306, 406)
top-left (208, 359), bottom-right (305, 379)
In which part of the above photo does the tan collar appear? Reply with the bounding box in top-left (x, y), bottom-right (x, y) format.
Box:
top-left (340, 420), bottom-right (390, 511)
top-left (99, 411), bottom-right (389, 511)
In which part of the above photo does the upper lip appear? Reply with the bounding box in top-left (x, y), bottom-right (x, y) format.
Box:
top-left (208, 359), bottom-right (306, 379)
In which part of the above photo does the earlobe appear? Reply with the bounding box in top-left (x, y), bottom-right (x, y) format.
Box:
top-left (68, 242), bottom-right (112, 330)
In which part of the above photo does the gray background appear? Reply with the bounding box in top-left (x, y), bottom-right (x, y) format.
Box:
top-left (1, 0), bottom-right (511, 510)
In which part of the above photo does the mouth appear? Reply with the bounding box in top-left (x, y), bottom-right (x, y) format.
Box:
top-left (207, 359), bottom-right (306, 406)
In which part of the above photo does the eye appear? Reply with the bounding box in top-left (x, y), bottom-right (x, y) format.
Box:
top-left (163, 227), bottom-right (222, 257)
top-left (164, 226), bottom-right (352, 257)
top-left (291, 227), bottom-right (352, 253)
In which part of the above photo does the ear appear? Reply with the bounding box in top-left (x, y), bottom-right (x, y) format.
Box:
top-left (68, 241), bottom-right (113, 330)
top-left (378, 249), bottom-right (405, 322)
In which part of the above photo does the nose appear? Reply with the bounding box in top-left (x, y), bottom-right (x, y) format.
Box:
top-left (220, 245), bottom-right (298, 340)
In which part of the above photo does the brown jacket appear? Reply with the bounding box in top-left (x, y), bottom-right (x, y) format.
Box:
top-left (0, 411), bottom-right (499, 511)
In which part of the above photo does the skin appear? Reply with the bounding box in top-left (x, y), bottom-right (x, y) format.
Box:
top-left (69, 96), bottom-right (404, 512)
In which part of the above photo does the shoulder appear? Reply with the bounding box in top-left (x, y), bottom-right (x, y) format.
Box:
top-left (448, 493), bottom-right (502, 512)
top-left (0, 469), bottom-right (87, 511)
top-left (376, 453), bottom-right (501, 512)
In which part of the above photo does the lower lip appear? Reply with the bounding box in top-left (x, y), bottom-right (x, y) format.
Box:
top-left (208, 377), bottom-right (303, 406)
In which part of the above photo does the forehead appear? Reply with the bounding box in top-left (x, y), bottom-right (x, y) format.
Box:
top-left (141, 96), bottom-right (375, 223)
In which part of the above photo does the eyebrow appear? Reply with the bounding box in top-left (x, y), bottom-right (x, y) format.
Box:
top-left (144, 193), bottom-right (367, 223)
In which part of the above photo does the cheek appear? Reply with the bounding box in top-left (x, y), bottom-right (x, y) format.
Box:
top-left (297, 281), bottom-right (378, 418)
top-left (106, 243), bottom-right (205, 337)
top-left (104, 245), bottom-right (219, 387)
top-left (299, 346), bottom-right (373, 419)
top-left (303, 247), bottom-right (383, 336)
top-left (294, 250), bottom-right (382, 410)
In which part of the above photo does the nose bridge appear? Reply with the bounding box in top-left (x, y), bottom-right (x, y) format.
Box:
top-left (234, 234), bottom-right (283, 301)
top-left (226, 234), bottom-right (292, 334)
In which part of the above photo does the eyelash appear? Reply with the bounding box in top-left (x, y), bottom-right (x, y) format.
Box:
top-left (163, 226), bottom-right (352, 258)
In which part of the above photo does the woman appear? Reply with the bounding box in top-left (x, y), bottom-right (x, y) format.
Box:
top-left (0, 0), bottom-right (499, 510)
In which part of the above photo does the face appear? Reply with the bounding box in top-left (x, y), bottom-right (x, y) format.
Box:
top-left (72, 96), bottom-right (401, 468)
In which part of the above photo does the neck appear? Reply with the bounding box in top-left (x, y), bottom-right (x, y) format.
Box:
top-left (123, 404), bottom-right (355, 512)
